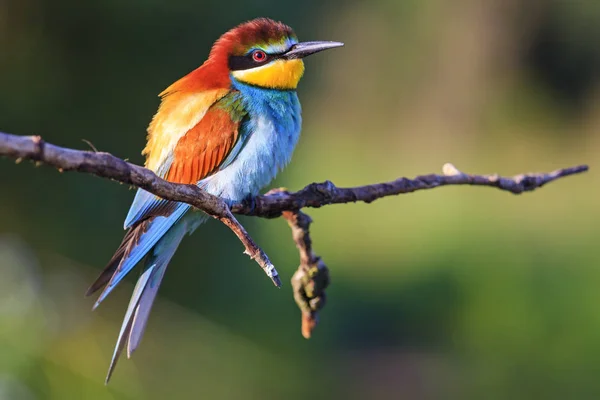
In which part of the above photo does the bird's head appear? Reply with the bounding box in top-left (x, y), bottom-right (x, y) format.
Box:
top-left (211, 18), bottom-right (343, 90)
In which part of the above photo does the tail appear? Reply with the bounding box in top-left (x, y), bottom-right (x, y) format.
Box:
top-left (86, 204), bottom-right (189, 307)
top-left (85, 203), bottom-right (191, 383)
top-left (104, 223), bottom-right (186, 384)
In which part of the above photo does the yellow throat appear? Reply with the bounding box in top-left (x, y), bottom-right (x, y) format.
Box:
top-left (231, 59), bottom-right (305, 89)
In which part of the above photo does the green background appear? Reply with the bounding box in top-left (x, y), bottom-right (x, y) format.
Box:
top-left (1, 0), bottom-right (599, 399)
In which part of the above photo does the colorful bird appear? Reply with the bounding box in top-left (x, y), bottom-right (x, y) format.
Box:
top-left (85, 18), bottom-right (343, 383)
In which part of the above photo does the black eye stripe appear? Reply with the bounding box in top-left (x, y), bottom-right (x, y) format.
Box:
top-left (228, 51), bottom-right (284, 71)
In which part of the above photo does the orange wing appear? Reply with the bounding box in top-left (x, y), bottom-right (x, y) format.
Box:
top-left (166, 106), bottom-right (242, 185)
top-left (143, 88), bottom-right (230, 173)
top-left (125, 100), bottom-right (244, 229)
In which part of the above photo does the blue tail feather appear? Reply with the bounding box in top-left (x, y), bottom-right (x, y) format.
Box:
top-left (93, 204), bottom-right (190, 308)
top-left (127, 229), bottom-right (185, 356)
top-left (104, 216), bottom-right (188, 384)
top-left (104, 264), bottom-right (155, 384)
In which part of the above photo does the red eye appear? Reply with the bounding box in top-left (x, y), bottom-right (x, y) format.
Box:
top-left (252, 50), bottom-right (267, 62)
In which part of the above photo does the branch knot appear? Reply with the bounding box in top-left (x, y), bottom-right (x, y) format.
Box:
top-left (31, 135), bottom-right (45, 165)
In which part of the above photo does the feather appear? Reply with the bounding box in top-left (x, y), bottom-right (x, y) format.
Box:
top-left (123, 190), bottom-right (176, 229)
top-left (126, 227), bottom-right (186, 356)
top-left (96, 92), bottom-right (247, 305)
top-left (124, 88), bottom-right (229, 229)
top-left (104, 264), bottom-right (154, 384)
top-left (92, 204), bottom-right (189, 308)
top-left (165, 105), bottom-right (243, 185)
top-left (86, 222), bottom-right (149, 296)
top-left (104, 221), bottom-right (188, 384)
top-left (144, 89), bottom-right (230, 172)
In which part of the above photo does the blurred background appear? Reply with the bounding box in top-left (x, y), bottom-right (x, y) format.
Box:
top-left (0, 0), bottom-right (598, 399)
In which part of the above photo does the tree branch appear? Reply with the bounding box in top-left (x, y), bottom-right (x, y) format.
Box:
top-left (0, 131), bottom-right (589, 337)
top-left (0, 132), bottom-right (281, 287)
top-left (231, 163), bottom-right (589, 217)
top-left (278, 204), bottom-right (329, 339)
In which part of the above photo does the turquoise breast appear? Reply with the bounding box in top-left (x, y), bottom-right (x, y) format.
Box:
top-left (199, 80), bottom-right (302, 203)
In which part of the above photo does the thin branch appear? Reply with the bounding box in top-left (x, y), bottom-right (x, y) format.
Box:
top-left (231, 163), bottom-right (589, 217)
top-left (218, 213), bottom-right (280, 287)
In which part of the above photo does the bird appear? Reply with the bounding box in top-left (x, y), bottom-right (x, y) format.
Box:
top-left (84, 17), bottom-right (343, 383)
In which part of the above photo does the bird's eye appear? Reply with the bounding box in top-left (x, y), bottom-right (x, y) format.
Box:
top-left (252, 50), bottom-right (267, 62)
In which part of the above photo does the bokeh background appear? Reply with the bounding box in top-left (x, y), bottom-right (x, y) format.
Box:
top-left (1, 0), bottom-right (599, 399)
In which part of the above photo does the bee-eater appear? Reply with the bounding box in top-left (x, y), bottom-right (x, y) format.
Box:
top-left (85, 18), bottom-right (343, 382)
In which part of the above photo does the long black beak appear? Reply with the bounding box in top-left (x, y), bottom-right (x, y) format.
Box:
top-left (283, 41), bottom-right (344, 59)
